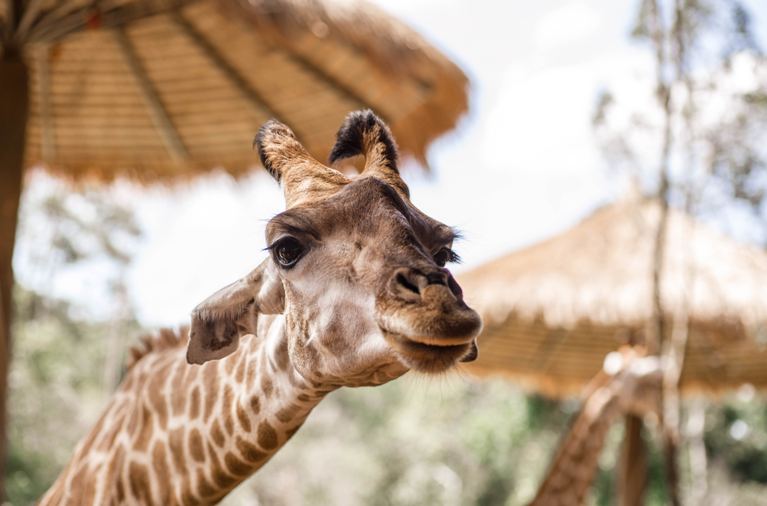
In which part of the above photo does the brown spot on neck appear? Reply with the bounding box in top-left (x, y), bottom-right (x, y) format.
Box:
top-left (224, 452), bottom-right (253, 476)
top-left (168, 427), bottom-right (188, 476)
top-left (202, 362), bottom-right (220, 423)
top-left (236, 436), bottom-right (268, 463)
top-left (249, 395), bottom-right (261, 415)
top-left (170, 361), bottom-right (188, 417)
top-left (196, 468), bottom-right (217, 497)
top-left (236, 401), bottom-right (252, 432)
top-left (132, 403), bottom-right (154, 453)
top-left (147, 362), bottom-right (171, 429)
top-left (257, 421), bottom-right (279, 451)
top-left (207, 442), bottom-right (238, 489)
top-left (210, 419), bottom-right (226, 447)
top-left (189, 386), bottom-right (201, 420)
top-left (222, 384), bottom-right (234, 416)
top-left (189, 428), bottom-right (206, 463)
top-left (285, 424), bottom-right (303, 440)
top-left (128, 462), bottom-right (154, 504)
top-left (246, 357), bottom-right (259, 390)
top-left (69, 463), bottom-right (97, 505)
top-left (235, 356), bottom-right (247, 384)
top-left (151, 442), bottom-right (172, 504)
top-left (275, 404), bottom-right (301, 423)
top-left (260, 376), bottom-right (274, 398)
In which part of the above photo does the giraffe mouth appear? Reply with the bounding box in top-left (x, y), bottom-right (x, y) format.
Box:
top-left (381, 329), bottom-right (474, 373)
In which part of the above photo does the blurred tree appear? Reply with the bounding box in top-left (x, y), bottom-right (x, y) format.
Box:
top-left (594, 0), bottom-right (767, 238)
top-left (593, 1), bottom-right (767, 504)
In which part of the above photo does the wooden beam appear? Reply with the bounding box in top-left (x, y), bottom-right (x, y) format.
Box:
top-left (277, 41), bottom-right (391, 124)
top-left (30, 0), bottom-right (185, 44)
top-left (35, 44), bottom-right (56, 161)
top-left (113, 28), bottom-right (188, 163)
top-left (25, 0), bottom-right (89, 43)
top-left (14, 0), bottom-right (48, 43)
top-left (171, 12), bottom-right (288, 127)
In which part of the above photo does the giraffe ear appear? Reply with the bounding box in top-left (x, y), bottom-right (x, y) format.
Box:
top-left (187, 259), bottom-right (285, 365)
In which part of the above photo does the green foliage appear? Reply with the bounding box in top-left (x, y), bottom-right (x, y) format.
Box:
top-left (704, 394), bottom-right (767, 485)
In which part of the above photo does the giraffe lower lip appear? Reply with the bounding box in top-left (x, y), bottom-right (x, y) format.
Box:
top-left (381, 330), bottom-right (472, 373)
top-left (404, 334), bottom-right (475, 347)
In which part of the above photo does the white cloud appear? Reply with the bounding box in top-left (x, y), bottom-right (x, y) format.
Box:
top-left (481, 49), bottom-right (653, 179)
top-left (534, 1), bottom-right (601, 51)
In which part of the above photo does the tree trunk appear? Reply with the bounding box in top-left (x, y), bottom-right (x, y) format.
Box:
top-left (619, 415), bottom-right (647, 506)
top-left (686, 399), bottom-right (708, 504)
top-left (0, 49), bottom-right (29, 498)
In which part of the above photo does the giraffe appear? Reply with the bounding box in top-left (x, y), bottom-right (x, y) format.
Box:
top-left (37, 110), bottom-right (483, 506)
top-left (528, 346), bottom-right (662, 506)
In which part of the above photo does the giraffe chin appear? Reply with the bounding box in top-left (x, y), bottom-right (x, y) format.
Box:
top-left (381, 330), bottom-right (473, 373)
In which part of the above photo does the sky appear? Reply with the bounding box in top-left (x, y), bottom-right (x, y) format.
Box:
top-left (15, 0), bottom-right (767, 326)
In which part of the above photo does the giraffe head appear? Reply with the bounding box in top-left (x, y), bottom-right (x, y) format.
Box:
top-left (187, 111), bottom-right (482, 386)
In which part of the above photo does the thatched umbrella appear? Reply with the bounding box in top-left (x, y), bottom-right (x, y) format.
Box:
top-left (459, 193), bottom-right (767, 396)
top-left (0, 0), bottom-right (468, 488)
top-left (457, 192), bottom-right (767, 503)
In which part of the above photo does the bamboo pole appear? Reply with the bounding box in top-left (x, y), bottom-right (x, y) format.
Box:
top-left (0, 48), bottom-right (29, 499)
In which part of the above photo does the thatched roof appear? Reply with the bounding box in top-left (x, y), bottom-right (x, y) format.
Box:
top-left (457, 193), bottom-right (767, 397)
top-left (3, 0), bottom-right (468, 181)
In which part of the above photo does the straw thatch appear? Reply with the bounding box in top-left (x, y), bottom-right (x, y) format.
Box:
top-left (458, 193), bottom-right (767, 397)
top-left (2, 0), bottom-right (468, 182)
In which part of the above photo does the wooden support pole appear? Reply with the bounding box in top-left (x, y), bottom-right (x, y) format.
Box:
top-left (619, 415), bottom-right (647, 506)
top-left (0, 48), bottom-right (29, 500)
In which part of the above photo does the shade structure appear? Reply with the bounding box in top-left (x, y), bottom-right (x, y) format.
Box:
top-left (4, 0), bottom-right (468, 180)
top-left (458, 193), bottom-right (767, 397)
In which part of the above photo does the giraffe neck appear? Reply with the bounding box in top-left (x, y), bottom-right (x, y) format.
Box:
top-left (528, 377), bottom-right (624, 506)
top-left (39, 317), bottom-right (337, 506)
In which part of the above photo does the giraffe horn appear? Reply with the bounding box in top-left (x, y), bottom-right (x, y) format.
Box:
top-left (254, 120), bottom-right (349, 208)
top-left (329, 110), bottom-right (409, 200)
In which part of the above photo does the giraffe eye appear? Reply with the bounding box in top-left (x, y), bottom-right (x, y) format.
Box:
top-left (271, 237), bottom-right (305, 268)
top-left (434, 248), bottom-right (459, 267)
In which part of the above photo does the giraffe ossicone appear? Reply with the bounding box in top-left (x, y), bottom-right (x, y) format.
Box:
top-left (39, 110), bottom-right (482, 505)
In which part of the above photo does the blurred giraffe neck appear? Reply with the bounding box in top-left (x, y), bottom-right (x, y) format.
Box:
top-left (528, 375), bottom-right (624, 506)
top-left (528, 350), bottom-right (661, 506)
top-left (38, 319), bottom-right (335, 505)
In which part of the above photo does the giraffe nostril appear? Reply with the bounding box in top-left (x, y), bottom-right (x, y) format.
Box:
top-left (396, 272), bottom-right (421, 295)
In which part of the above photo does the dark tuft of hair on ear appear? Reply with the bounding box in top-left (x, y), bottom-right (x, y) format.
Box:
top-left (254, 120), bottom-right (297, 182)
top-left (329, 110), bottom-right (399, 172)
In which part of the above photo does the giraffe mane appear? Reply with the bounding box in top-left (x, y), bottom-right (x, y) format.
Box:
top-left (127, 326), bottom-right (190, 370)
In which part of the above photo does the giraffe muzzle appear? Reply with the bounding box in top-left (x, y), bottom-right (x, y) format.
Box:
top-left (375, 266), bottom-right (483, 372)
